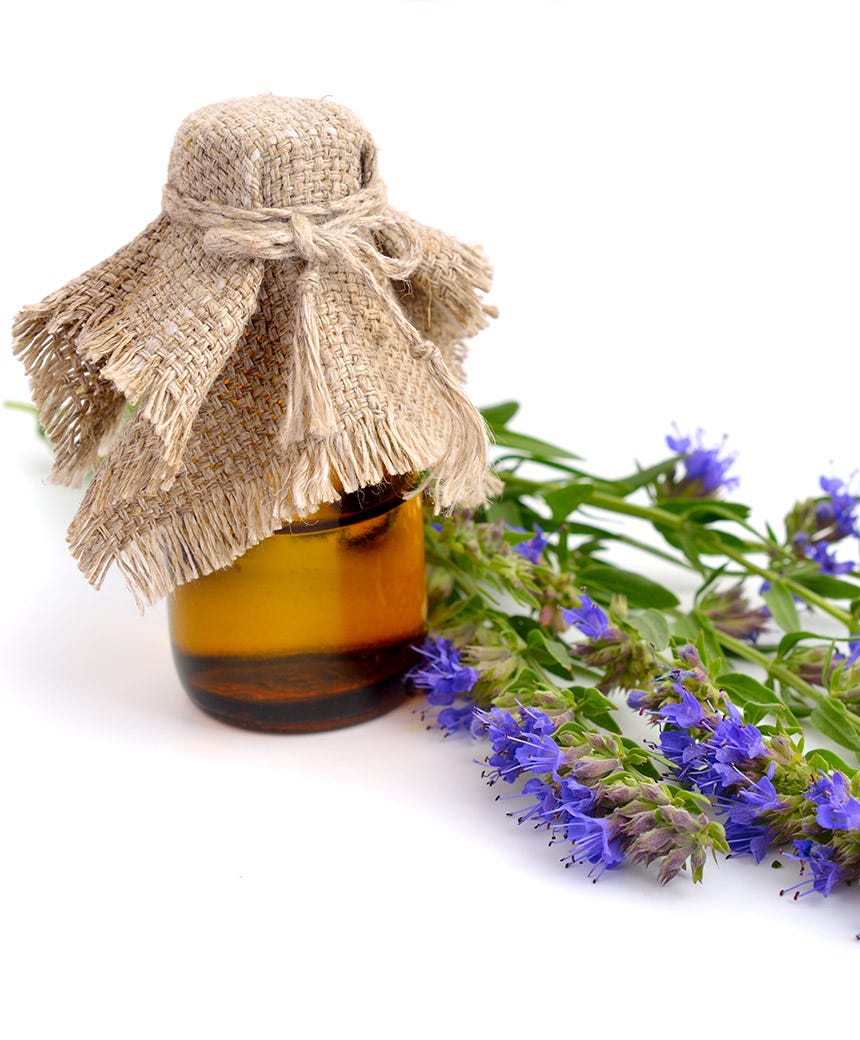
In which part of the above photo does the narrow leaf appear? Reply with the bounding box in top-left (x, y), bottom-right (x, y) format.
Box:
top-left (793, 573), bottom-right (860, 600)
top-left (608, 456), bottom-right (682, 495)
top-left (805, 747), bottom-right (856, 776)
top-left (527, 629), bottom-right (574, 673)
top-left (481, 401), bottom-right (520, 428)
top-left (635, 609), bottom-right (671, 650)
top-left (656, 499), bottom-right (751, 522)
top-left (484, 498), bottom-right (525, 527)
top-left (490, 427), bottom-right (581, 460)
top-left (774, 630), bottom-right (829, 657)
top-left (762, 581), bottom-right (801, 634)
top-left (716, 673), bottom-right (800, 731)
top-left (542, 482), bottom-right (595, 521)
top-left (809, 698), bottom-right (860, 755)
top-left (579, 561), bottom-right (680, 609)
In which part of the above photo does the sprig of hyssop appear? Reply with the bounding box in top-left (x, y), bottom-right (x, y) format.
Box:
top-left (411, 402), bottom-right (860, 903)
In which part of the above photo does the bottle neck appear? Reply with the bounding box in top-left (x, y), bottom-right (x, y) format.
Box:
top-left (275, 473), bottom-right (424, 534)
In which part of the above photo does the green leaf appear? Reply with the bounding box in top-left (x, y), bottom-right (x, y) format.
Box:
top-left (579, 561), bottom-right (680, 609)
top-left (634, 609), bottom-right (671, 650)
top-left (542, 482), bottom-right (595, 521)
top-left (715, 673), bottom-right (800, 731)
top-left (573, 685), bottom-right (616, 713)
top-left (616, 737), bottom-right (662, 778)
top-left (490, 427), bottom-right (581, 461)
top-left (762, 581), bottom-right (801, 634)
top-left (556, 524), bottom-right (570, 569)
top-left (792, 573), bottom-right (860, 600)
top-left (660, 520), bottom-right (744, 565)
top-left (805, 747), bottom-right (857, 776)
top-left (508, 616), bottom-right (541, 640)
top-left (608, 457), bottom-right (682, 496)
top-left (695, 527), bottom-right (749, 552)
top-left (484, 498), bottom-right (525, 527)
top-left (655, 499), bottom-right (751, 522)
top-left (526, 629), bottom-right (573, 674)
top-left (809, 698), bottom-right (860, 756)
top-left (481, 401), bottom-right (520, 428)
top-left (775, 630), bottom-right (830, 659)
top-left (694, 625), bottom-right (726, 675)
top-left (558, 521), bottom-right (619, 541)
top-left (514, 666), bottom-right (544, 688)
top-left (574, 686), bottom-right (620, 734)
top-left (675, 529), bottom-right (704, 570)
top-left (672, 613), bottom-right (703, 641)
top-left (693, 564), bottom-right (730, 603)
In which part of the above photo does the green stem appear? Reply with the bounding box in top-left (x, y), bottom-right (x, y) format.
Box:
top-left (3, 400), bottom-right (39, 415)
top-left (713, 542), bottom-right (855, 629)
top-left (588, 490), bottom-right (685, 530)
top-left (587, 489), bottom-right (856, 630)
top-left (714, 630), bottom-right (823, 706)
top-left (611, 533), bottom-right (695, 572)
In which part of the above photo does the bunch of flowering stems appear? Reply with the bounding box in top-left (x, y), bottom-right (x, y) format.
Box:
top-left (411, 402), bottom-right (860, 900)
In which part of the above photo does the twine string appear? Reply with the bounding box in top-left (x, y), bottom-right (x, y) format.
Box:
top-left (162, 180), bottom-right (420, 273)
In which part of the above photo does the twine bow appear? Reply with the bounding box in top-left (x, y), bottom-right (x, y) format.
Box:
top-left (163, 180), bottom-right (439, 444)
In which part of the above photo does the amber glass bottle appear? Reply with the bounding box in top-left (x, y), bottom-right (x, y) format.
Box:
top-left (168, 477), bottom-right (427, 732)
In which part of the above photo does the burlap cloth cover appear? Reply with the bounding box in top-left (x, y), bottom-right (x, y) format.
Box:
top-left (13, 96), bottom-right (496, 606)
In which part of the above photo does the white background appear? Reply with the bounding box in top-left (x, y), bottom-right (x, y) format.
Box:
top-left (2, 2), bottom-right (858, 1037)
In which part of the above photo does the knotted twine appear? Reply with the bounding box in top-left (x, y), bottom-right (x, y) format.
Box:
top-left (13, 96), bottom-right (496, 607)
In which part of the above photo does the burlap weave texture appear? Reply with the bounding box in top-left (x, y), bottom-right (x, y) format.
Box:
top-left (13, 96), bottom-right (495, 606)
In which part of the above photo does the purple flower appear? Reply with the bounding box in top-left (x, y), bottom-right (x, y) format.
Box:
top-left (719, 766), bottom-right (783, 862)
top-left (846, 638), bottom-right (860, 668)
top-left (484, 712), bottom-right (518, 749)
top-left (518, 705), bottom-right (557, 738)
top-left (513, 731), bottom-right (565, 777)
top-left (707, 701), bottom-right (767, 784)
top-left (805, 771), bottom-right (860, 831)
top-left (723, 819), bottom-right (773, 862)
top-left (563, 815), bottom-right (625, 875)
top-left (794, 534), bottom-right (855, 576)
top-left (563, 594), bottom-right (611, 641)
top-left (540, 775), bottom-right (626, 877)
top-left (627, 689), bottom-right (648, 709)
top-left (665, 427), bottom-right (739, 497)
top-left (436, 704), bottom-right (475, 733)
top-left (558, 777), bottom-right (597, 817)
top-left (782, 840), bottom-right (844, 898)
top-left (515, 777), bottom-right (561, 826)
top-left (734, 766), bottom-right (783, 818)
top-left (514, 523), bottom-right (550, 564)
top-left (475, 706), bottom-right (558, 785)
top-left (657, 695), bottom-right (768, 795)
top-left (665, 431), bottom-right (693, 454)
top-left (657, 684), bottom-right (707, 729)
top-left (817, 476), bottom-right (859, 540)
top-left (658, 729), bottom-right (708, 780)
top-left (408, 637), bottom-right (478, 705)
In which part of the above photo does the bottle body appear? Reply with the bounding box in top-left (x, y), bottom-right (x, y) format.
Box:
top-left (168, 481), bottom-right (427, 732)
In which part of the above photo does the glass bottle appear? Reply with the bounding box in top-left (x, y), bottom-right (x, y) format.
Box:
top-left (168, 476), bottom-right (427, 732)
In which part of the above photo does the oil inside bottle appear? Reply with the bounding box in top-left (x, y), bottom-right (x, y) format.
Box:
top-left (168, 479), bottom-right (427, 732)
